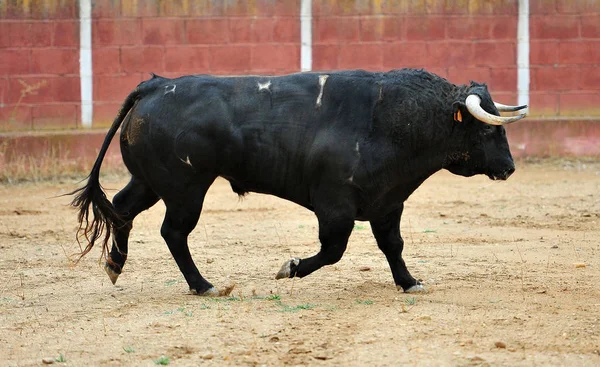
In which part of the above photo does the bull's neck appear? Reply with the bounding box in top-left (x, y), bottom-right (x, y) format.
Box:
top-left (384, 116), bottom-right (457, 202)
top-left (369, 87), bottom-right (464, 201)
top-left (401, 116), bottom-right (455, 172)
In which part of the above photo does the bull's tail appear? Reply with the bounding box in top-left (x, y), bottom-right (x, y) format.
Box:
top-left (70, 87), bottom-right (140, 262)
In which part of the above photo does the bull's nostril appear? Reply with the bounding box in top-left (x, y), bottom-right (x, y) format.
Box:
top-left (505, 166), bottom-right (515, 178)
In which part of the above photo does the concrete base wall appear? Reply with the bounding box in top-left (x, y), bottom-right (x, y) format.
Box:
top-left (507, 119), bottom-right (600, 157)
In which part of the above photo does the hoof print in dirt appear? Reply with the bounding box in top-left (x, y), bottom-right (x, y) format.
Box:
top-left (275, 258), bottom-right (300, 279)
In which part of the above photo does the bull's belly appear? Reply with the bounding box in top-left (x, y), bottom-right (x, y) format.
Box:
top-left (223, 175), bottom-right (314, 212)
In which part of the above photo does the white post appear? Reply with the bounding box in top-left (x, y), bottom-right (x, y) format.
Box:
top-left (300, 0), bottom-right (312, 72)
top-left (517, 0), bottom-right (530, 108)
top-left (79, 0), bottom-right (93, 128)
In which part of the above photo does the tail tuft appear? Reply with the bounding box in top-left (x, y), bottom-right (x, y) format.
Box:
top-left (70, 174), bottom-right (124, 262)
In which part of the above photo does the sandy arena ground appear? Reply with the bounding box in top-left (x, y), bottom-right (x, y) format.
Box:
top-left (0, 159), bottom-right (599, 366)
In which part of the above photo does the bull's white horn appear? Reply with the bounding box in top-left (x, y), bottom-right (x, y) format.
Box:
top-left (494, 101), bottom-right (528, 112)
top-left (466, 95), bottom-right (527, 125)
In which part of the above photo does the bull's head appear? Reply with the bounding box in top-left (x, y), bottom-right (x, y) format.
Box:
top-left (444, 83), bottom-right (527, 180)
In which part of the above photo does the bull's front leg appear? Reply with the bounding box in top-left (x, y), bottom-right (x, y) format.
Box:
top-left (370, 205), bottom-right (424, 293)
top-left (275, 192), bottom-right (355, 280)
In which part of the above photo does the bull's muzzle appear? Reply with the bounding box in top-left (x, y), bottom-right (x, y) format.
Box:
top-left (488, 165), bottom-right (515, 181)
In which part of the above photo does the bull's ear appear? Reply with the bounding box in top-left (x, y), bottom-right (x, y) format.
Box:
top-left (452, 101), bottom-right (467, 123)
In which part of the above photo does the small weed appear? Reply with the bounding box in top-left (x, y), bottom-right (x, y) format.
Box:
top-left (276, 301), bottom-right (316, 312)
top-left (207, 296), bottom-right (241, 303)
top-left (251, 294), bottom-right (281, 301)
top-left (356, 299), bottom-right (374, 305)
top-left (296, 304), bottom-right (315, 310)
top-left (405, 297), bottom-right (417, 305)
top-left (164, 280), bottom-right (178, 286)
top-left (163, 306), bottom-right (191, 315)
top-left (354, 224), bottom-right (367, 230)
top-left (154, 356), bottom-right (170, 365)
top-left (123, 346), bottom-right (135, 353)
top-left (198, 304), bottom-right (211, 310)
top-left (422, 229), bottom-right (437, 233)
top-left (298, 224), bottom-right (304, 228)
top-left (185, 311), bottom-right (193, 317)
top-left (55, 354), bottom-right (67, 363)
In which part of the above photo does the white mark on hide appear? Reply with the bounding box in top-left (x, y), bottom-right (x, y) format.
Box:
top-left (258, 80), bottom-right (271, 91)
top-left (164, 85), bottom-right (176, 95)
top-left (180, 155), bottom-right (193, 168)
top-left (316, 74), bottom-right (329, 108)
top-left (348, 142), bottom-right (361, 183)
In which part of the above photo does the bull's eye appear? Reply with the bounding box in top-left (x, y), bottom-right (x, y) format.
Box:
top-left (482, 125), bottom-right (494, 135)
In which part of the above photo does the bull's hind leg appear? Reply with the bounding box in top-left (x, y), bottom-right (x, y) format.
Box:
top-left (370, 206), bottom-right (424, 293)
top-left (276, 192), bottom-right (355, 279)
top-left (160, 179), bottom-right (217, 295)
top-left (105, 177), bottom-right (159, 284)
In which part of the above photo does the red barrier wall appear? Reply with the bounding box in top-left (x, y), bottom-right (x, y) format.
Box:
top-left (0, 0), bottom-right (80, 131)
top-left (530, 1), bottom-right (600, 117)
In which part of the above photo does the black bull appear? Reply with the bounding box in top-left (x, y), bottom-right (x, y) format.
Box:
top-left (71, 69), bottom-right (527, 295)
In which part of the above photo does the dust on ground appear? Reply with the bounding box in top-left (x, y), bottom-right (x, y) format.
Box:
top-left (0, 159), bottom-right (599, 366)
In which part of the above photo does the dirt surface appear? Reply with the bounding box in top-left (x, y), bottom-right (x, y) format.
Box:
top-left (1, 159), bottom-right (599, 366)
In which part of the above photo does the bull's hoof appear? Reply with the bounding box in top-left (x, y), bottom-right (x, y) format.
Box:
top-left (275, 258), bottom-right (300, 279)
top-left (189, 287), bottom-right (219, 296)
top-left (104, 263), bottom-right (120, 285)
top-left (400, 284), bottom-right (426, 293)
